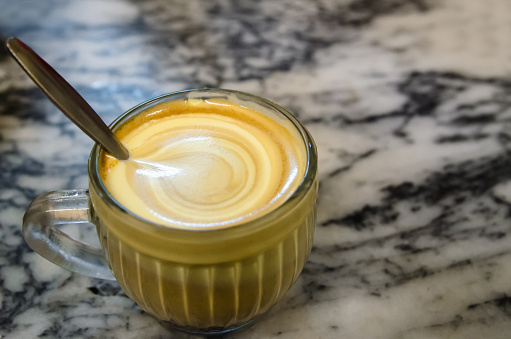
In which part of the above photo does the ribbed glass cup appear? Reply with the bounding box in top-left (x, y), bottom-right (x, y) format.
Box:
top-left (88, 89), bottom-right (318, 334)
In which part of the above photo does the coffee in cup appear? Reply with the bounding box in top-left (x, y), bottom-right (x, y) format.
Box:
top-left (100, 97), bottom-right (306, 229)
top-left (23, 89), bottom-right (318, 335)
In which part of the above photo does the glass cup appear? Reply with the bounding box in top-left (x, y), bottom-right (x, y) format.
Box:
top-left (22, 89), bottom-right (318, 335)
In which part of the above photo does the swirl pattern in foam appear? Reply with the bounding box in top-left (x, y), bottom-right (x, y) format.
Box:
top-left (100, 98), bottom-right (306, 229)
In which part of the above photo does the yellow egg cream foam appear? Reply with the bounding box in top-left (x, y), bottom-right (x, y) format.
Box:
top-left (100, 98), bottom-right (306, 230)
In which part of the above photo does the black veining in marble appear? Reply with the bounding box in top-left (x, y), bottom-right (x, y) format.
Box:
top-left (2, 0), bottom-right (511, 338)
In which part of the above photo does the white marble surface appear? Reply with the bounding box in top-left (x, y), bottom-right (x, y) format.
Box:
top-left (2, 0), bottom-right (511, 338)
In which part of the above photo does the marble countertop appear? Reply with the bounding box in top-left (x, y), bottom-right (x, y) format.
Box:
top-left (2, 0), bottom-right (511, 338)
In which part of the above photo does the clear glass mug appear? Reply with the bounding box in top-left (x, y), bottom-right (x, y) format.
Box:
top-left (22, 89), bottom-right (318, 335)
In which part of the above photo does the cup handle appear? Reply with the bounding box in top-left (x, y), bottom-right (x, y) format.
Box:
top-left (22, 189), bottom-right (115, 280)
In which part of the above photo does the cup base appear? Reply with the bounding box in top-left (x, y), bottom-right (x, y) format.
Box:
top-left (159, 318), bottom-right (255, 338)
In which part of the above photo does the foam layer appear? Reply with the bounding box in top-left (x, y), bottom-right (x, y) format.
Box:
top-left (100, 98), bottom-right (306, 229)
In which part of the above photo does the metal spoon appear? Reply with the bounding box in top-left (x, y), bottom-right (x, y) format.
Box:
top-left (6, 37), bottom-right (129, 160)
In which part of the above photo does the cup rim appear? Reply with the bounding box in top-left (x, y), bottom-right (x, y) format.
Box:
top-left (88, 88), bottom-right (317, 232)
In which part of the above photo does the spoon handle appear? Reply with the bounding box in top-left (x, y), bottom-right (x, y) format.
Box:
top-left (6, 37), bottom-right (129, 160)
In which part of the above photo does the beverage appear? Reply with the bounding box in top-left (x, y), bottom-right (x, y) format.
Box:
top-left (100, 98), bottom-right (306, 229)
top-left (23, 89), bottom-right (317, 335)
